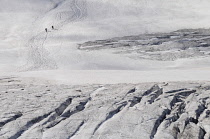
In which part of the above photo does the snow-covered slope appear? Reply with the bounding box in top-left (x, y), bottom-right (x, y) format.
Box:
top-left (1, 1), bottom-right (210, 138)
top-left (1, 0), bottom-right (210, 81)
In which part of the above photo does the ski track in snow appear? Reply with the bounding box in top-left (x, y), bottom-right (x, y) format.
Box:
top-left (23, 0), bottom-right (87, 71)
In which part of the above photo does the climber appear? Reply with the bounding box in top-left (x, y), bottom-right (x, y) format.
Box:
top-left (52, 26), bottom-right (54, 30)
top-left (45, 28), bottom-right (48, 32)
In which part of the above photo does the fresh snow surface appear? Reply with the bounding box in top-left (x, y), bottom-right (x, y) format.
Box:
top-left (1, 0), bottom-right (210, 83)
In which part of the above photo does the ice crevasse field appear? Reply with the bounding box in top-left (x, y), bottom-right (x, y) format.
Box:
top-left (1, 0), bottom-right (210, 84)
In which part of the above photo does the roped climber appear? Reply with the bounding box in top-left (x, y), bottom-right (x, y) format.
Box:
top-left (45, 28), bottom-right (47, 32)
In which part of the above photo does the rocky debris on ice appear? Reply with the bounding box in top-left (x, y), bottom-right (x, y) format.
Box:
top-left (78, 29), bottom-right (210, 61)
top-left (0, 77), bottom-right (210, 139)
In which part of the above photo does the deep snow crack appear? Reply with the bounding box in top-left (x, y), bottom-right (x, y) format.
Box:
top-left (0, 112), bottom-right (22, 128)
top-left (150, 109), bottom-right (171, 139)
top-left (9, 112), bottom-right (52, 139)
top-left (68, 120), bottom-right (85, 139)
top-left (45, 97), bottom-right (90, 129)
top-left (93, 102), bottom-right (127, 135)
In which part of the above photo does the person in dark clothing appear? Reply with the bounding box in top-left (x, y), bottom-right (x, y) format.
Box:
top-left (52, 26), bottom-right (54, 30)
top-left (45, 28), bottom-right (47, 32)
